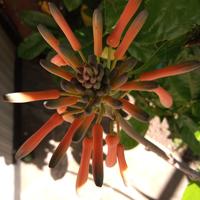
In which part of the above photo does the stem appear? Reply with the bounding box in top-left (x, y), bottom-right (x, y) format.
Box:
top-left (78, 51), bottom-right (87, 63)
top-left (107, 46), bottom-right (112, 68)
top-left (97, 56), bottom-right (100, 64)
top-left (111, 59), bottom-right (117, 71)
top-left (96, 104), bottom-right (104, 123)
top-left (116, 112), bottom-right (200, 181)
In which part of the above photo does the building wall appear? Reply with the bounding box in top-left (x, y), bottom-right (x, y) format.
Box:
top-left (0, 23), bottom-right (15, 164)
top-left (0, 24), bottom-right (15, 200)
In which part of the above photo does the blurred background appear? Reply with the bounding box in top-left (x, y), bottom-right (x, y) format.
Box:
top-left (0, 0), bottom-right (200, 200)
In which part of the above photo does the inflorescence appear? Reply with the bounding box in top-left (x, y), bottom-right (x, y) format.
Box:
top-left (3, 0), bottom-right (200, 192)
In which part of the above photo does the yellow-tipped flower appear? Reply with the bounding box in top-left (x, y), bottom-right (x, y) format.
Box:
top-left (93, 9), bottom-right (103, 56)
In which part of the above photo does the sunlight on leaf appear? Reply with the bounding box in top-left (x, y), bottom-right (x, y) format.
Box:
top-left (194, 131), bottom-right (200, 142)
top-left (182, 182), bottom-right (200, 200)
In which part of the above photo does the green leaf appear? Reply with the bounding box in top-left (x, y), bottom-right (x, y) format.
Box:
top-left (18, 32), bottom-right (48, 60)
top-left (163, 70), bottom-right (200, 106)
top-left (119, 118), bottom-right (148, 150)
top-left (20, 11), bottom-right (57, 28)
top-left (131, 35), bottom-right (186, 72)
top-left (194, 130), bottom-right (200, 142)
top-left (74, 27), bottom-right (93, 55)
top-left (140, 0), bottom-right (200, 44)
top-left (182, 181), bottom-right (200, 200)
top-left (103, 0), bottom-right (127, 33)
top-left (177, 115), bottom-right (200, 155)
top-left (192, 102), bottom-right (200, 118)
top-left (63, 0), bottom-right (82, 12)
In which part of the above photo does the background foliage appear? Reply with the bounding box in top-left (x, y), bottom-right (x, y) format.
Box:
top-left (17, 0), bottom-right (200, 198)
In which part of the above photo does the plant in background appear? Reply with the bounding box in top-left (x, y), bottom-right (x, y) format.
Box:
top-left (4, 0), bottom-right (200, 196)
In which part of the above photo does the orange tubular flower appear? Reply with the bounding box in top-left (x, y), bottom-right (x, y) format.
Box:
top-left (43, 96), bottom-right (78, 109)
top-left (105, 134), bottom-right (120, 167)
top-left (121, 98), bottom-right (150, 122)
top-left (93, 9), bottom-right (103, 56)
top-left (114, 10), bottom-right (148, 59)
top-left (76, 137), bottom-right (93, 192)
top-left (92, 124), bottom-right (104, 187)
top-left (56, 106), bottom-right (67, 115)
top-left (4, 0), bottom-right (200, 191)
top-left (139, 61), bottom-right (200, 81)
top-left (40, 59), bottom-right (73, 81)
top-left (15, 113), bottom-right (63, 159)
top-left (118, 80), bottom-right (158, 91)
top-left (48, 2), bottom-right (81, 51)
top-left (73, 113), bottom-right (95, 142)
top-left (107, 0), bottom-right (142, 48)
top-left (117, 144), bottom-right (128, 185)
top-left (152, 87), bottom-right (173, 108)
top-left (4, 89), bottom-right (60, 103)
top-left (103, 96), bottom-right (123, 109)
top-left (51, 54), bottom-right (68, 67)
top-left (49, 118), bottom-right (83, 168)
top-left (37, 25), bottom-right (79, 68)
top-left (37, 24), bottom-right (59, 52)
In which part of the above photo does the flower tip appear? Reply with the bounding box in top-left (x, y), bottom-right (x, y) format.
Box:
top-left (121, 167), bottom-right (129, 186)
top-left (3, 93), bottom-right (21, 103)
top-left (141, 9), bottom-right (149, 18)
top-left (39, 59), bottom-right (46, 67)
top-left (153, 87), bottom-right (173, 108)
top-left (40, 59), bottom-right (52, 69)
top-left (37, 24), bottom-right (47, 35)
top-left (15, 150), bottom-right (23, 160)
top-left (48, 160), bottom-right (56, 168)
top-left (48, 2), bottom-right (57, 14)
top-left (3, 94), bottom-right (9, 102)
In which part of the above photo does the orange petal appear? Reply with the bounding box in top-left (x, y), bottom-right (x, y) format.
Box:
top-left (139, 61), bottom-right (200, 81)
top-left (4, 89), bottom-right (60, 103)
top-left (92, 124), bottom-right (104, 187)
top-left (111, 73), bottom-right (128, 90)
top-left (103, 96), bottom-right (122, 109)
top-left (76, 137), bottom-right (93, 192)
top-left (48, 3), bottom-right (81, 51)
top-left (15, 113), bottom-right (63, 159)
top-left (114, 10), bottom-right (148, 59)
top-left (40, 59), bottom-right (73, 81)
top-left (93, 9), bottom-right (103, 56)
top-left (57, 106), bottom-right (67, 114)
top-left (44, 96), bottom-right (78, 109)
top-left (107, 0), bottom-right (142, 48)
top-left (73, 113), bottom-right (95, 142)
top-left (38, 25), bottom-right (73, 65)
top-left (37, 24), bottom-right (60, 52)
top-left (58, 44), bottom-right (82, 68)
top-left (152, 87), bottom-right (173, 108)
top-left (51, 54), bottom-right (68, 66)
top-left (118, 80), bottom-right (158, 91)
top-left (121, 98), bottom-right (150, 122)
top-left (61, 113), bottom-right (74, 123)
top-left (117, 144), bottom-right (128, 185)
top-left (49, 118), bottom-right (83, 168)
top-left (105, 134), bottom-right (120, 167)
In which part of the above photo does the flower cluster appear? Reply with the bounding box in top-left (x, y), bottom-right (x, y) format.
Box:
top-left (4, 0), bottom-right (200, 192)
